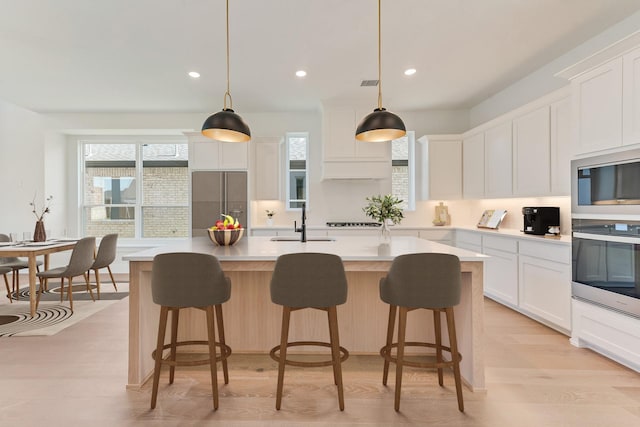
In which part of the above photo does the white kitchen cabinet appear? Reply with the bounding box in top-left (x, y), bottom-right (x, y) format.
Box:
top-left (571, 298), bottom-right (640, 372)
top-left (518, 240), bottom-right (571, 333)
top-left (571, 57), bottom-right (623, 154)
top-left (484, 122), bottom-right (513, 198)
top-left (483, 235), bottom-right (518, 307)
top-left (326, 228), bottom-right (380, 237)
top-left (416, 135), bottom-right (462, 200)
top-left (550, 97), bottom-right (572, 195)
top-left (186, 132), bottom-right (248, 170)
top-left (623, 46), bottom-right (640, 146)
top-left (513, 106), bottom-right (550, 196)
top-left (322, 107), bottom-right (390, 179)
top-left (455, 229), bottom-right (482, 253)
top-left (462, 133), bottom-right (485, 199)
top-left (252, 137), bottom-right (282, 200)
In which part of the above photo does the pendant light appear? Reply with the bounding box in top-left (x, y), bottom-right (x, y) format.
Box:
top-left (202, 0), bottom-right (251, 142)
top-left (355, 0), bottom-right (406, 142)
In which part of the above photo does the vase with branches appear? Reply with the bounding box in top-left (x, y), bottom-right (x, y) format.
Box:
top-left (363, 194), bottom-right (404, 244)
top-left (30, 194), bottom-right (53, 241)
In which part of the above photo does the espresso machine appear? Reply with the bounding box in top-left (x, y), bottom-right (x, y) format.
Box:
top-left (522, 207), bottom-right (560, 235)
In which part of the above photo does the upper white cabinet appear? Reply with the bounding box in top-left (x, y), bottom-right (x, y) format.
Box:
top-left (186, 132), bottom-right (248, 170)
top-left (571, 57), bottom-right (623, 154)
top-left (322, 107), bottom-right (390, 179)
top-left (484, 122), bottom-right (513, 198)
top-left (623, 46), bottom-right (640, 145)
top-left (416, 135), bottom-right (462, 200)
top-left (251, 137), bottom-right (282, 200)
top-left (513, 106), bottom-right (550, 196)
top-left (462, 133), bottom-right (485, 199)
top-left (550, 97), bottom-right (572, 195)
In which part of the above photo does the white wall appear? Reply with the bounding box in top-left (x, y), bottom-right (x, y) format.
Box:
top-left (469, 10), bottom-right (640, 127)
top-left (0, 99), bottom-right (46, 236)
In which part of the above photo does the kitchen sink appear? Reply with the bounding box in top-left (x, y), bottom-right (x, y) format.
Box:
top-left (270, 236), bottom-right (336, 242)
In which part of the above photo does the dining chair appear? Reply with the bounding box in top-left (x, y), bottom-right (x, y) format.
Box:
top-left (1, 266), bottom-right (12, 303)
top-left (36, 236), bottom-right (96, 312)
top-left (0, 233), bottom-right (43, 301)
top-left (89, 233), bottom-right (118, 299)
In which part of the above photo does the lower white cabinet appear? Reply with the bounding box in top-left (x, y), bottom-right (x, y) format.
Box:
top-left (482, 235), bottom-right (519, 307)
top-left (419, 229), bottom-right (454, 246)
top-left (518, 241), bottom-right (571, 333)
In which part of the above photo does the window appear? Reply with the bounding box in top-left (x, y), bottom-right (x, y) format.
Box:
top-left (391, 131), bottom-right (415, 211)
top-left (285, 132), bottom-right (308, 210)
top-left (81, 140), bottom-right (189, 238)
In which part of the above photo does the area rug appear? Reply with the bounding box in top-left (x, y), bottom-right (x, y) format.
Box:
top-left (0, 281), bottom-right (128, 337)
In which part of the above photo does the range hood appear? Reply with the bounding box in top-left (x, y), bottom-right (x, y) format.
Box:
top-left (322, 159), bottom-right (390, 180)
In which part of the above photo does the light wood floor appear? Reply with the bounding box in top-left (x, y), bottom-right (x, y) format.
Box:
top-left (1, 286), bottom-right (639, 426)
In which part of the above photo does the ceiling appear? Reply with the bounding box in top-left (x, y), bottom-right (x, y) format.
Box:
top-left (1, 0), bottom-right (640, 114)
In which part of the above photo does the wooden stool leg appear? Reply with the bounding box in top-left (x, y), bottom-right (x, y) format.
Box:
top-left (394, 306), bottom-right (408, 412)
top-left (151, 306), bottom-right (169, 409)
top-left (58, 278), bottom-right (63, 302)
top-left (328, 306), bottom-right (345, 411)
top-left (107, 265), bottom-right (118, 291)
top-left (395, 307), bottom-right (409, 411)
top-left (382, 304), bottom-right (397, 386)
top-left (433, 309), bottom-right (444, 386)
top-left (446, 307), bottom-right (464, 412)
top-left (206, 305), bottom-right (220, 410)
top-left (215, 304), bottom-right (229, 384)
top-left (13, 271), bottom-right (19, 300)
top-left (169, 308), bottom-right (179, 384)
top-left (275, 306), bottom-right (291, 410)
top-left (94, 269), bottom-right (101, 300)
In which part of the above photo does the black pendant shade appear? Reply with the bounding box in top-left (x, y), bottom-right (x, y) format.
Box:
top-left (355, 108), bottom-right (406, 142)
top-left (202, 108), bottom-right (251, 142)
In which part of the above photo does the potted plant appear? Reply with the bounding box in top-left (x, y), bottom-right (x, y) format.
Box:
top-left (363, 194), bottom-right (404, 243)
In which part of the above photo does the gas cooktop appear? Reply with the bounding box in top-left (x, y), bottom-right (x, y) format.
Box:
top-left (326, 222), bottom-right (382, 227)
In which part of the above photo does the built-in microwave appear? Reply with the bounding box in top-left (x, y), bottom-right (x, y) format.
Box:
top-left (571, 148), bottom-right (640, 217)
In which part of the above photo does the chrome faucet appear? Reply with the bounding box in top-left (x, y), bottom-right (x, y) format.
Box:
top-left (294, 202), bottom-right (307, 242)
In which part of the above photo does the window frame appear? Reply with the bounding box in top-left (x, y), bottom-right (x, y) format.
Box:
top-left (285, 132), bottom-right (309, 211)
top-left (79, 136), bottom-right (189, 240)
top-left (391, 131), bottom-right (416, 211)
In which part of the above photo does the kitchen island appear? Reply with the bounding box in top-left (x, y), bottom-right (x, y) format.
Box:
top-left (124, 236), bottom-right (487, 391)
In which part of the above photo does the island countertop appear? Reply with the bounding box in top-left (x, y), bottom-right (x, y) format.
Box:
top-left (122, 235), bottom-right (489, 262)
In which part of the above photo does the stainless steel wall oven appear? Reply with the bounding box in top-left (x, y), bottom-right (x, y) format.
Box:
top-left (571, 149), bottom-right (640, 318)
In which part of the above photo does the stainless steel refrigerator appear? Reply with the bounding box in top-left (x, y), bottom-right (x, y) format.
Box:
top-left (191, 171), bottom-right (248, 237)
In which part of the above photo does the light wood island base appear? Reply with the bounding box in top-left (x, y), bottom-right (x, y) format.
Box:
top-left (127, 258), bottom-right (485, 391)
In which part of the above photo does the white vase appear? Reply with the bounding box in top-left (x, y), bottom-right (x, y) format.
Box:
top-left (379, 220), bottom-right (391, 245)
top-left (266, 218), bottom-right (274, 227)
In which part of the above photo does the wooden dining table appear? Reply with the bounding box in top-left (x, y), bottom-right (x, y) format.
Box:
top-left (0, 240), bottom-right (78, 316)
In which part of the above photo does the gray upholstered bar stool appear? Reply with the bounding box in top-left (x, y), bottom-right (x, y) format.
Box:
top-left (269, 252), bottom-right (349, 411)
top-left (379, 253), bottom-right (464, 412)
top-left (150, 252), bottom-right (232, 410)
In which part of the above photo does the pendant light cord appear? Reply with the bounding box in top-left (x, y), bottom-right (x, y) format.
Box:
top-left (224, 0), bottom-right (233, 110)
top-left (377, 0), bottom-right (382, 110)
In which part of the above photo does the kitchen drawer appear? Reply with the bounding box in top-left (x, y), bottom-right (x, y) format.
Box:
top-left (483, 235), bottom-right (518, 253)
top-left (519, 240), bottom-right (570, 264)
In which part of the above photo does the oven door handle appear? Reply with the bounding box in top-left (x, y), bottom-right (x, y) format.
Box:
top-left (573, 232), bottom-right (640, 244)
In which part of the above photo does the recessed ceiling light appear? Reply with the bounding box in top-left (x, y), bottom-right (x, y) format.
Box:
top-left (404, 68), bottom-right (417, 76)
top-left (295, 70), bottom-right (307, 78)
top-left (188, 71), bottom-right (200, 78)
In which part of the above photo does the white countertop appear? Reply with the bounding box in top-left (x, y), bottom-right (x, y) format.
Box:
top-left (122, 235), bottom-right (488, 262)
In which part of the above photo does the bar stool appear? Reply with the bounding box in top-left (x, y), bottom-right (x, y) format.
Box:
top-left (150, 252), bottom-right (232, 410)
top-left (269, 252), bottom-right (349, 411)
top-left (379, 253), bottom-right (464, 412)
